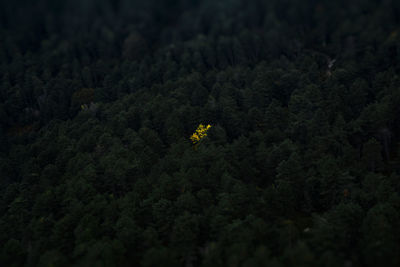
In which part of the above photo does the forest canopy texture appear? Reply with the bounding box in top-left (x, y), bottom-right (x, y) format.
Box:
top-left (1, 0), bottom-right (400, 266)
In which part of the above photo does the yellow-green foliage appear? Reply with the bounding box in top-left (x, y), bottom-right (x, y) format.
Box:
top-left (190, 124), bottom-right (211, 145)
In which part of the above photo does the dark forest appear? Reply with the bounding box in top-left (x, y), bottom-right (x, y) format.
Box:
top-left (1, 0), bottom-right (400, 266)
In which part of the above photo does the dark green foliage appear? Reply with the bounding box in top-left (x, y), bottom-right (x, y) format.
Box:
top-left (2, 0), bottom-right (400, 266)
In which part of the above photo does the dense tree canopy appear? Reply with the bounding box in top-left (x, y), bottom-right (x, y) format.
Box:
top-left (1, 0), bottom-right (400, 266)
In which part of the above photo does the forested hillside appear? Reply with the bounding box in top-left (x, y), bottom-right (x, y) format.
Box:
top-left (1, 0), bottom-right (400, 266)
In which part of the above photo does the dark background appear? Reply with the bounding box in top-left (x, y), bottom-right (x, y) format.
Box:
top-left (1, 0), bottom-right (400, 266)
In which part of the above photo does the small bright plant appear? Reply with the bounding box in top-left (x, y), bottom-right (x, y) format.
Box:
top-left (190, 124), bottom-right (212, 145)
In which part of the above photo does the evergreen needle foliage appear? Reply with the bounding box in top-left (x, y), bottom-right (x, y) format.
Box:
top-left (1, 0), bottom-right (400, 266)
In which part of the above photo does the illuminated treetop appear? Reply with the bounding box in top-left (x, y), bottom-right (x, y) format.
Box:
top-left (190, 124), bottom-right (212, 145)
